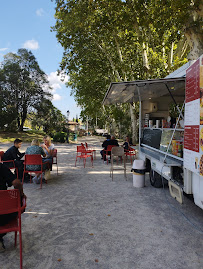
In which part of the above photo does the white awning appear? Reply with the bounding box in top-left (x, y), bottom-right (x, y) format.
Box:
top-left (103, 77), bottom-right (185, 105)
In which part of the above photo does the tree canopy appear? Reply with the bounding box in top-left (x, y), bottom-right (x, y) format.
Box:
top-left (52, 0), bottom-right (202, 139)
top-left (0, 49), bottom-right (58, 132)
top-left (29, 99), bottom-right (67, 134)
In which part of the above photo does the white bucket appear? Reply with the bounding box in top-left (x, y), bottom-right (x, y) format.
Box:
top-left (133, 173), bottom-right (145, 188)
top-left (156, 120), bottom-right (160, 128)
top-left (132, 160), bottom-right (145, 188)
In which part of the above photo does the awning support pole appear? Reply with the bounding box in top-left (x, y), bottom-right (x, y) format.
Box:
top-left (163, 101), bottom-right (185, 163)
top-left (137, 87), bottom-right (142, 151)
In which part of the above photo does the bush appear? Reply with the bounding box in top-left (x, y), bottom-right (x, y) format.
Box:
top-left (6, 120), bottom-right (18, 132)
top-left (53, 132), bottom-right (67, 143)
top-left (27, 129), bottom-right (45, 135)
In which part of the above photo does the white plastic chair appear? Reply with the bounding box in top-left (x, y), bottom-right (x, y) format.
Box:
top-left (110, 147), bottom-right (127, 180)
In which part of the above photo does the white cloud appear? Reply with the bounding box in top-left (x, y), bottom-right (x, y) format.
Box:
top-left (51, 83), bottom-right (61, 91)
top-left (36, 8), bottom-right (45, 17)
top-left (47, 71), bottom-right (69, 102)
top-left (0, 48), bottom-right (8, 52)
top-left (23, 40), bottom-right (39, 50)
top-left (48, 71), bottom-right (69, 92)
top-left (53, 94), bottom-right (62, 101)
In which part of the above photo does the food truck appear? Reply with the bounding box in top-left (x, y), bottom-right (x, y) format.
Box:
top-left (103, 55), bottom-right (203, 209)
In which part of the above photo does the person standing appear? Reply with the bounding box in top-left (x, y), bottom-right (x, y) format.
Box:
top-left (3, 139), bottom-right (25, 180)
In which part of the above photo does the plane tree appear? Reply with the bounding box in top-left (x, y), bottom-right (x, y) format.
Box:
top-left (53, 0), bottom-right (202, 141)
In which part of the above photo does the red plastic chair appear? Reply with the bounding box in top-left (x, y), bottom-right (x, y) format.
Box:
top-left (81, 142), bottom-right (92, 151)
top-left (103, 145), bottom-right (117, 164)
top-left (75, 146), bottom-right (93, 168)
top-left (80, 143), bottom-right (94, 156)
top-left (0, 151), bottom-right (19, 179)
top-left (125, 147), bottom-right (136, 164)
top-left (81, 143), bottom-right (85, 148)
top-left (52, 149), bottom-right (58, 175)
top-left (0, 189), bottom-right (26, 269)
top-left (85, 142), bottom-right (96, 159)
top-left (22, 155), bottom-right (49, 189)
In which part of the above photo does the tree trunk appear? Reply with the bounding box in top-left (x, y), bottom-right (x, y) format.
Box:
top-left (129, 104), bottom-right (137, 144)
top-left (114, 36), bottom-right (127, 81)
top-left (162, 42), bottom-right (168, 69)
top-left (18, 105), bottom-right (27, 131)
top-left (185, 4), bottom-right (203, 60)
top-left (17, 116), bottom-right (20, 129)
top-left (97, 42), bottom-right (122, 81)
top-left (185, 29), bottom-right (203, 60)
top-left (142, 42), bottom-right (149, 71)
top-left (98, 37), bottom-right (139, 142)
top-left (168, 42), bottom-right (174, 69)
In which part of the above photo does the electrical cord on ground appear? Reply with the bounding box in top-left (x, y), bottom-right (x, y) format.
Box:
top-left (160, 165), bottom-right (203, 235)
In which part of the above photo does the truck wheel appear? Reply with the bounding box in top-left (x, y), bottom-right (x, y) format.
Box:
top-left (149, 169), bottom-right (167, 188)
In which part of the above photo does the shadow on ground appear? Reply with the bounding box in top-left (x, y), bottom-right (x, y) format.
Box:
top-left (0, 136), bottom-right (203, 269)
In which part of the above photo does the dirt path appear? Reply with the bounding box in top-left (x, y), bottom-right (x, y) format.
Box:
top-left (0, 137), bottom-right (203, 269)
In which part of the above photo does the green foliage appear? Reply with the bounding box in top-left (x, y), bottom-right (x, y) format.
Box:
top-left (29, 99), bottom-right (67, 135)
top-left (169, 103), bottom-right (185, 118)
top-left (0, 47), bottom-right (66, 135)
top-left (53, 131), bottom-right (67, 143)
top-left (0, 49), bottom-right (52, 131)
top-left (52, 0), bottom-right (202, 136)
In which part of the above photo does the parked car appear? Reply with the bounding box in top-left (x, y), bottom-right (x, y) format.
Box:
top-left (23, 126), bottom-right (32, 131)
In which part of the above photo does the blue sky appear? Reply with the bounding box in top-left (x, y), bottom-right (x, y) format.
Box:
top-left (0, 0), bottom-right (81, 120)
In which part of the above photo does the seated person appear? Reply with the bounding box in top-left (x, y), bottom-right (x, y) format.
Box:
top-left (102, 135), bottom-right (119, 161)
top-left (3, 139), bottom-right (25, 180)
top-left (123, 136), bottom-right (132, 152)
top-left (25, 139), bottom-right (48, 184)
top-left (41, 135), bottom-right (54, 170)
top-left (0, 163), bottom-right (25, 251)
top-left (110, 135), bottom-right (119, 147)
top-left (100, 135), bottom-right (111, 160)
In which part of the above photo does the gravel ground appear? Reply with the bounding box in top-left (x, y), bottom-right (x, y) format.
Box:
top-left (0, 136), bottom-right (203, 269)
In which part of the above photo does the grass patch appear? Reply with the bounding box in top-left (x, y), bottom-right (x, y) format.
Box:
top-left (0, 131), bottom-right (46, 143)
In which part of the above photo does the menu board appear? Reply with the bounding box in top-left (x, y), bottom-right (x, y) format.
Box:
top-left (185, 60), bottom-right (200, 103)
top-left (184, 126), bottom-right (199, 152)
top-left (184, 99), bottom-right (200, 126)
top-left (184, 55), bottom-right (203, 174)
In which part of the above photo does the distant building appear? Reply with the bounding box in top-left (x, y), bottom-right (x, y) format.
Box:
top-left (67, 121), bottom-right (79, 132)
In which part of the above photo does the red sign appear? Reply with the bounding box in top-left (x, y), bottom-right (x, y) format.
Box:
top-left (184, 125), bottom-right (199, 152)
top-left (185, 60), bottom-right (200, 103)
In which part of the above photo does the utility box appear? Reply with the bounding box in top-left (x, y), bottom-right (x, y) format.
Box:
top-left (149, 102), bottom-right (158, 113)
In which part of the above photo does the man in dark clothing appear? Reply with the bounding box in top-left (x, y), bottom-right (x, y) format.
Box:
top-left (3, 139), bottom-right (25, 180)
top-left (109, 136), bottom-right (119, 147)
top-left (101, 135), bottom-right (119, 161)
top-left (100, 135), bottom-right (111, 160)
top-left (0, 163), bottom-right (25, 251)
